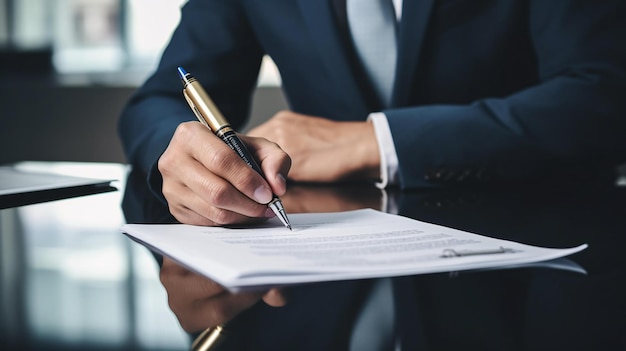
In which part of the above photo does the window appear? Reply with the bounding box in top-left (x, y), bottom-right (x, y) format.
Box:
top-left (5, 0), bottom-right (187, 74)
top-left (3, 0), bottom-right (280, 85)
top-left (52, 0), bottom-right (186, 74)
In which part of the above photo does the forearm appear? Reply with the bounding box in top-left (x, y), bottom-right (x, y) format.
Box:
top-left (118, 3), bottom-right (264, 201)
top-left (384, 74), bottom-right (626, 188)
top-left (383, 0), bottom-right (626, 189)
top-left (118, 95), bottom-right (189, 203)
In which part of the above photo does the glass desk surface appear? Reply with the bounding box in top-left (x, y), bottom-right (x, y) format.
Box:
top-left (1, 163), bottom-right (625, 351)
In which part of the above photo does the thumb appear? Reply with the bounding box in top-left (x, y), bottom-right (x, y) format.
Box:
top-left (240, 135), bottom-right (291, 196)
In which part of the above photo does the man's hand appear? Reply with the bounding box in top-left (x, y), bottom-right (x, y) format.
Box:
top-left (158, 121), bottom-right (291, 226)
top-left (247, 111), bottom-right (380, 183)
top-left (160, 257), bottom-right (286, 333)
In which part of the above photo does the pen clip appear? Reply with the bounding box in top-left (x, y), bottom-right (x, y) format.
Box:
top-left (441, 246), bottom-right (514, 258)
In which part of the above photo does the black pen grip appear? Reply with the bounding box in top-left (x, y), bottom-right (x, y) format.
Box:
top-left (220, 130), bottom-right (265, 177)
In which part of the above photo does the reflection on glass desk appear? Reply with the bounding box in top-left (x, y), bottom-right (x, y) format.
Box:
top-left (0, 163), bottom-right (189, 351)
top-left (3, 163), bottom-right (626, 351)
top-left (121, 166), bottom-right (626, 351)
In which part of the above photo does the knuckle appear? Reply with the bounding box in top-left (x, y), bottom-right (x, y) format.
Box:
top-left (158, 153), bottom-right (174, 175)
top-left (175, 121), bottom-right (195, 138)
top-left (172, 122), bottom-right (201, 149)
top-left (212, 208), bottom-right (233, 225)
top-left (168, 205), bottom-right (189, 223)
top-left (208, 147), bottom-right (237, 171)
top-left (203, 181), bottom-right (230, 207)
top-left (274, 110), bottom-right (290, 120)
top-left (161, 182), bottom-right (176, 198)
top-left (165, 294), bottom-right (183, 317)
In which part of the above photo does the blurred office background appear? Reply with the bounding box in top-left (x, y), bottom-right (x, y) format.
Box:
top-left (0, 1), bottom-right (283, 350)
top-left (0, 0), bottom-right (286, 165)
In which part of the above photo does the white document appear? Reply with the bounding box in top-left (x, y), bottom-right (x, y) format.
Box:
top-left (121, 209), bottom-right (587, 291)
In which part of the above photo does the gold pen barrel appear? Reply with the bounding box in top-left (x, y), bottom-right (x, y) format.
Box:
top-left (191, 326), bottom-right (224, 351)
top-left (183, 80), bottom-right (230, 133)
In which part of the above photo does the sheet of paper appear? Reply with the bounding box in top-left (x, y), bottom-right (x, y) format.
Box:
top-left (121, 209), bottom-right (586, 291)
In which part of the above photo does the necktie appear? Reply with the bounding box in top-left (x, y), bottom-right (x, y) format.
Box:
top-left (347, 0), bottom-right (398, 107)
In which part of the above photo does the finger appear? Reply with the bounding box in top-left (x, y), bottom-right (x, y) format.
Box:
top-left (176, 159), bottom-right (273, 223)
top-left (160, 257), bottom-right (226, 302)
top-left (186, 291), bottom-right (264, 332)
top-left (167, 186), bottom-right (257, 226)
top-left (160, 258), bottom-right (266, 332)
top-left (189, 126), bottom-right (276, 205)
top-left (161, 172), bottom-right (216, 225)
top-left (161, 150), bottom-right (264, 225)
top-left (241, 135), bottom-right (291, 196)
top-left (161, 124), bottom-right (271, 222)
top-left (261, 288), bottom-right (288, 307)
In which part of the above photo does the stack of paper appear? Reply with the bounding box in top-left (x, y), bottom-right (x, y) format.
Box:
top-left (121, 209), bottom-right (586, 291)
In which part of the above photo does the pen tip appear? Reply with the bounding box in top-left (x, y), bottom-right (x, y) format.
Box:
top-left (177, 66), bottom-right (187, 79)
top-left (288, 224), bottom-right (293, 231)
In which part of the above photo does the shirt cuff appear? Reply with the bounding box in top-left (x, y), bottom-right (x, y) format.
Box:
top-left (368, 112), bottom-right (400, 189)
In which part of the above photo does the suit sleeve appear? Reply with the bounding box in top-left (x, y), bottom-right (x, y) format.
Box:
top-left (117, 0), bottom-right (264, 203)
top-left (385, 0), bottom-right (626, 189)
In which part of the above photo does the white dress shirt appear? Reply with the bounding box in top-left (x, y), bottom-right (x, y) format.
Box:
top-left (369, 0), bottom-right (402, 189)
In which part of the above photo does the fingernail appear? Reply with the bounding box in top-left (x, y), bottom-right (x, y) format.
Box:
top-left (254, 186), bottom-right (273, 204)
top-left (265, 208), bottom-right (275, 218)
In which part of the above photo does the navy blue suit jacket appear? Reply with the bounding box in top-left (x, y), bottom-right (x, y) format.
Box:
top-left (119, 0), bottom-right (626, 196)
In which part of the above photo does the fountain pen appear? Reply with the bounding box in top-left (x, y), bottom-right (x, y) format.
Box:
top-left (177, 66), bottom-right (292, 231)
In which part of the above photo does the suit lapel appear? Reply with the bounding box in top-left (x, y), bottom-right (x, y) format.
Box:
top-left (393, 0), bottom-right (435, 106)
top-left (297, 0), bottom-right (369, 115)
top-left (296, 0), bottom-right (435, 111)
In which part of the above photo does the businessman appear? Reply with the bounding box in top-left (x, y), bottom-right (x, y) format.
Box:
top-left (118, 1), bottom-right (626, 344)
top-left (119, 0), bottom-right (626, 227)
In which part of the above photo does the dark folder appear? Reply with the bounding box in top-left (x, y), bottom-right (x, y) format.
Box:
top-left (0, 166), bottom-right (117, 209)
